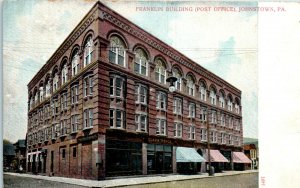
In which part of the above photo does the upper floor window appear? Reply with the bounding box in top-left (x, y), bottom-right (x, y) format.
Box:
top-left (109, 109), bottom-right (125, 129)
top-left (173, 68), bottom-right (182, 91)
top-left (155, 59), bottom-right (166, 84)
top-left (71, 84), bottom-right (79, 104)
top-left (60, 119), bottom-right (67, 136)
top-left (83, 108), bottom-right (93, 129)
top-left (210, 110), bottom-right (217, 124)
top-left (199, 81), bottom-right (207, 101)
top-left (109, 36), bottom-right (126, 67)
top-left (71, 114), bottom-right (79, 133)
top-left (110, 75), bottom-right (125, 98)
top-left (210, 131), bottom-right (217, 143)
top-left (53, 73), bottom-right (59, 92)
top-left (71, 49), bottom-right (80, 76)
top-left (83, 75), bottom-right (93, 97)
top-left (51, 98), bottom-right (59, 116)
top-left (174, 123), bottom-right (182, 138)
top-left (221, 133), bottom-right (226, 144)
top-left (219, 92), bottom-right (225, 108)
top-left (200, 107), bottom-right (207, 122)
top-left (34, 92), bottom-right (39, 104)
top-left (156, 119), bottom-right (166, 135)
top-left (220, 114), bottom-right (225, 126)
top-left (173, 97), bottom-right (182, 115)
top-left (235, 103), bottom-right (240, 114)
top-left (46, 80), bottom-right (51, 98)
top-left (229, 116), bottom-right (233, 128)
top-left (188, 125), bottom-right (196, 140)
top-left (201, 129), bottom-right (207, 141)
top-left (39, 87), bottom-right (44, 102)
top-left (187, 75), bottom-right (195, 96)
top-left (156, 91), bottom-right (167, 111)
top-left (134, 48), bottom-right (148, 76)
top-left (60, 92), bottom-right (68, 110)
top-left (83, 36), bottom-right (94, 67)
top-left (135, 113), bottom-right (147, 132)
top-left (135, 83), bottom-right (147, 105)
top-left (210, 88), bottom-right (217, 105)
top-left (61, 63), bottom-right (68, 85)
top-left (188, 103), bottom-right (196, 118)
top-left (228, 98), bottom-right (233, 111)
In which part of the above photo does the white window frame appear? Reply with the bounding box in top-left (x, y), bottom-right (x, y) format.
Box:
top-left (189, 125), bottom-right (196, 140)
top-left (135, 113), bottom-right (147, 132)
top-left (72, 51), bottom-right (80, 76)
top-left (173, 97), bottom-right (182, 115)
top-left (71, 84), bottom-right (79, 104)
top-left (39, 87), bottom-right (44, 102)
top-left (61, 92), bottom-right (68, 110)
top-left (200, 107), bottom-right (207, 122)
top-left (134, 48), bottom-right (148, 76)
top-left (187, 77), bottom-right (195, 96)
top-left (173, 68), bottom-right (182, 91)
top-left (221, 133), bottom-right (226, 144)
top-left (83, 36), bottom-right (94, 67)
top-left (135, 84), bottom-right (147, 105)
top-left (220, 114), bottom-right (225, 126)
top-left (155, 60), bottom-right (166, 84)
top-left (156, 91), bottom-right (167, 111)
top-left (109, 36), bottom-right (126, 67)
top-left (219, 95), bottom-right (225, 108)
top-left (174, 123), bottom-right (182, 138)
top-left (210, 110), bottom-right (217, 124)
top-left (235, 103), bottom-right (240, 114)
top-left (200, 83), bottom-right (206, 101)
top-left (83, 108), bottom-right (93, 129)
top-left (83, 75), bottom-right (93, 97)
top-left (188, 103), bottom-right (196, 118)
top-left (71, 114), bottom-right (79, 133)
top-left (156, 119), bottom-right (166, 135)
top-left (53, 73), bottom-right (59, 92)
top-left (210, 89), bottom-right (217, 105)
top-left (229, 117), bottom-right (234, 128)
top-left (110, 75), bottom-right (125, 98)
top-left (210, 131), bottom-right (217, 143)
top-left (109, 109), bottom-right (125, 129)
top-left (201, 129), bottom-right (207, 141)
top-left (61, 64), bottom-right (68, 85)
top-left (60, 119), bottom-right (67, 136)
top-left (228, 99), bottom-right (233, 111)
top-left (46, 81), bottom-right (51, 98)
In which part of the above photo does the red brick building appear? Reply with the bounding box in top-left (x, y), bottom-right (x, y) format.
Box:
top-left (26, 2), bottom-right (245, 180)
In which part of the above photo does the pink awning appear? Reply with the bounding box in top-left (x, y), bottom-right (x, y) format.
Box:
top-left (232, 152), bottom-right (252, 163)
top-left (205, 149), bottom-right (229, 163)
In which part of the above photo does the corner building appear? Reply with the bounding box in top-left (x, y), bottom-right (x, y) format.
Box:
top-left (26, 2), bottom-right (245, 180)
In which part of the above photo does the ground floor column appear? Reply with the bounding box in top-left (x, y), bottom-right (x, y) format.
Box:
top-left (97, 134), bottom-right (105, 180)
top-left (172, 146), bottom-right (177, 173)
top-left (142, 143), bottom-right (147, 175)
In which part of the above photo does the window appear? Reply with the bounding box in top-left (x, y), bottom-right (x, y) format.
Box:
top-left (110, 75), bottom-right (125, 98)
top-left (134, 48), bottom-right (148, 76)
top-left (83, 36), bottom-right (94, 67)
top-left (53, 73), bottom-right (59, 92)
top-left (173, 97), bottom-right (182, 115)
top-left (46, 80), bottom-right (51, 97)
top-left (62, 148), bottom-right (66, 159)
top-left (61, 63), bottom-right (68, 85)
top-left (201, 129), bottom-right (207, 141)
top-left (83, 75), bottom-right (93, 97)
top-left (229, 135), bottom-right (233, 145)
top-left (60, 92), bottom-right (68, 110)
top-left (44, 128), bottom-right (49, 141)
top-left (71, 84), bottom-right (79, 104)
top-left (221, 133), bottom-right (226, 144)
top-left (71, 115), bottom-right (79, 133)
top-left (60, 119), bottom-right (67, 136)
top-left (210, 110), bottom-right (217, 124)
top-left (228, 98), bottom-right (233, 111)
top-left (51, 98), bottom-right (59, 115)
top-left (155, 59), bottom-right (166, 84)
top-left (39, 87), bottom-right (44, 102)
top-left (210, 88), bottom-right (217, 105)
top-left (135, 84), bottom-right (147, 104)
top-left (187, 75), bottom-right (195, 96)
top-left (200, 107), bottom-right (207, 122)
top-left (72, 147), bottom-right (77, 158)
top-left (210, 131), bottom-right (217, 143)
top-left (34, 92), bottom-right (39, 104)
top-left (229, 116), bottom-right (233, 128)
top-left (235, 103), bottom-right (240, 114)
top-left (236, 119), bottom-right (241, 130)
top-left (173, 68), bottom-right (182, 91)
top-left (220, 114), bottom-right (225, 126)
top-left (174, 123), bottom-right (182, 138)
top-left (71, 50), bottom-right (80, 76)
top-left (188, 103), bottom-right (196, 118)
top-left (135, 114), bottom-right (147, 132)
top-left (189, 125), bottom-right (196, 140)
top-left (83, 108), bottom-right (93, 129)
top-left (156, 119), bottom-right (166, 135)
top-left (109, 36), bottom-right (126, 67)
top-left (219, 93), bottom-right (225, 108)
top-left (199, 81), bottom-right (206, 101)
top-left (156, 91), bottom-right (167, 111)
top-left (109, 109), bottom-right (125, 129)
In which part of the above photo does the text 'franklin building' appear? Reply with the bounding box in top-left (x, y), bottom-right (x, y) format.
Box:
top-left (26, 1), bottom-right (250, 180)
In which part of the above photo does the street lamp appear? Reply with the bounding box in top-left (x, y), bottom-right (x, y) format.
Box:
top-left (166, 76), bottom-right (177, 93)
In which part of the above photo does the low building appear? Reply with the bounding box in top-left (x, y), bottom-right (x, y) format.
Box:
top-left (14, 139), bottom-right (27, 172)
top-left (243, 137), bottom-right (259, 170)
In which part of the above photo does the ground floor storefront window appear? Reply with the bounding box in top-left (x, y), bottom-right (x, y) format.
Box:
top-left (147, 144), bottom-right (172, 174)
top-left (106, 140), bottom-right (142, 176)
top-left (221, 150), bottom-right (232, 170)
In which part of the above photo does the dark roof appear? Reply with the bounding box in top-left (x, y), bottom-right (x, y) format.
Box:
top-left (14, 139), bottom-right (26, 148)
top-left (243, 137), bottom-right (258, 147)
top-left (3, 144), bottom-right (15, 156)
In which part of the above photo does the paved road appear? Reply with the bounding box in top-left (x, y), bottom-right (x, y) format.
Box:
top-left (4, 174), bottom-right (88, 188)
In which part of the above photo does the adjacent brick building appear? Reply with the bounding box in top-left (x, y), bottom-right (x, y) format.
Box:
top-left (26, 1), bottom-right (245, 180)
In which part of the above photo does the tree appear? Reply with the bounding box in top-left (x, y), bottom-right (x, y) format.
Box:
top-left (3, 139), bottom-right (12, 145)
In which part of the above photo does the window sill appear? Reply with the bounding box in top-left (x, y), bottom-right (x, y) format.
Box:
top-left (83, 126), bottom-right (93, 131)
top-left (60, 134), bottom-right (67, 138)
top-left (136, 130), bottom-right (148, 134)
top-left (70, 131), bottom-right (78, 135)
top-left (156, 134), bottom-right (167, 137)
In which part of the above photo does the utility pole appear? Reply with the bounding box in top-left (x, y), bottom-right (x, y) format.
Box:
top-left (206, 109), bottom-right (213, 176)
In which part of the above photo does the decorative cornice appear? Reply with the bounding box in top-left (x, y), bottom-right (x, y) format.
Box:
top-left (100, 8), bottom-right (241, 96)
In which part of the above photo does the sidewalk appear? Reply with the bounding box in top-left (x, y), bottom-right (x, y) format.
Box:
top-left (5, 170), bottom-right (258, 188)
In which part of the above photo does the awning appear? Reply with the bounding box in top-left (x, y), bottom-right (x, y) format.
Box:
top-left (176, 147), bottom-right (206, 163)
top-left (232, 152), bottom-right (252, 163)
top-left (205, 149), bottom-right (229, 163)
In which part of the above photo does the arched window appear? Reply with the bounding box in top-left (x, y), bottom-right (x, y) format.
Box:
top-left (39, 86), bottom-right (44, 102)
top-left (235, 102), bottom-right (240, 114)
top-left (46, 79), bottom-right (51, 97)
top-left (228, 97), bottom-right (233, 111)
top-left (155, 59), bottom-right (166, 84)
top-left (187, 75), bottom-right (195, 96)
top-left (71, 49), bottom-right (80, 76)
top-left (199, 81), bottom-right (206, 101)
top-left (210, 88), bottom-right (217, 105)
top-left (53, 73), bottom-right (59, 92)
top-left (219, 92), bottom-right (225, 108)
top-left (83, 36), bottom-right (94, 67)
top-left (109, 36), bottom-right (126, 67)
top-left (134, 48), bottom-right (148, 76)
top-left (61, 62), bottom-right (68, 85)
top-left (173, 68), bottom-right (182, 91)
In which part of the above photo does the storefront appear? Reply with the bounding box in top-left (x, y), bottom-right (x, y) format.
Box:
top-left (176, 147), bottom-right (206, 174)
top-left (204, 149), bottom-right (229, 173)
top-left (232, 151), bottom-right (252, 171)
top-left (147, 144), bottom-right (172, 174)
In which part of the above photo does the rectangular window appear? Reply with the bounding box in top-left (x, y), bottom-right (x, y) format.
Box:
top-left (60, 119), bottom-right (67, 136)
top-left (71, 115), bottom-right (79, 133)
top-left (109, 109), bottom-right (124, 129)
top-left (110, 75), bottom-right (125, 98)
top-left (229, 117), bottom-right (233, 128)
top-left (136, 114), bottom-right (147, 132)
top-left (62, 148), bottom-right (66, 159)
top-left (189, 126), bottom-right (196, 140)
top-left (211, 111), bottom-right (217, 124)
top-left (61, 92), bottom-right (68, 110)
top-left (84, 75), bottom-right (93, 97)
top-left (189, 103), bottom-right (196, 118)
top-left (156, 119), bottom-right (166, 135)
top-left (173, 98), bottom-right (182, 115)
top-left (83, 108), bottom-right (93, 129)
top-left (156, 91), bottom-right (167, 111)
top-left (73, 147), bottom-right (77, 158)
top-left (220, 114), bottom-right (225, 126)
top-left (200, 107), bottom-right (207, 122)
top-left (71, 85), bottom-right (79, 104)
top-left (210, 131), bottom-right (217, 143)
top-left (174, 123), bottom-right (182, 138)
top-left (201, 129), bottom-right (207, 141)
top-left (135, 84), bottom-right (147, 104)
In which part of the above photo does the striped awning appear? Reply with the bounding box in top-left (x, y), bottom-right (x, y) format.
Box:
top-left (205, 149), bottom-right (229, 163)
top-left (176, 147), bottom-right (206, 163)
top-left (232, 152), bottom-right (252, 163)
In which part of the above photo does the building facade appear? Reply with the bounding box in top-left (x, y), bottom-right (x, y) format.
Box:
top-left (26, 2), bottom-right (244, 180)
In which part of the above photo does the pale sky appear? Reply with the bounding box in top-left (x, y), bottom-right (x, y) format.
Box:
top-left (3, 0), bottom-right (258, 142)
